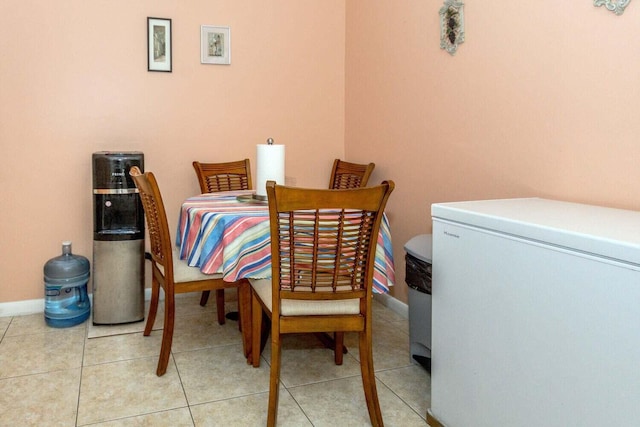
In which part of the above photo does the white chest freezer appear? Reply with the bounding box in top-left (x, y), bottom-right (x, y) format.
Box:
top-left (428, 198), bottom-right (640, 427)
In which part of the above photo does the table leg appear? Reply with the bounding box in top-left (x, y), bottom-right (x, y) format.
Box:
top-left (314, 333), bottom-right (348, 355)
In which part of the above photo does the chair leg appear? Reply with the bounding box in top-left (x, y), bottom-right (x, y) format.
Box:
top-left (156, 292), bottom-right (176, 377)
top-left (358, 330), bottom-right (383, 427)
top-left (237, 280), bottom-right (252, 363)
top-left (334, 332), bottom-right (344, 365)
top-left (199, 290), bottom-right (210, 307)
top-left (236, 287), bottom-right (242, 332)
top-left (144, 275), bottom-right (160, 336)
top-left (215, 289), bottom-right (226, 325)
top-left (267, 331), bottom-right (282, 427)
top-left (251, 290), bottom-right (263, 368)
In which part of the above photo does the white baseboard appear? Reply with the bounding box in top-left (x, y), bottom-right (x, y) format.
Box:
top-left (0, 298), bottom-right (44, 317)
top-left (0, 289), bottom-right (156, 318)
top-left (373, 293), bottom-right (408, 319)
top-left (1, 289), bottom-right (406, 319)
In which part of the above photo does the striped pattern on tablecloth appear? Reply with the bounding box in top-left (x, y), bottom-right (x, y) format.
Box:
top-left (176, 190), bottom-right (395, 294)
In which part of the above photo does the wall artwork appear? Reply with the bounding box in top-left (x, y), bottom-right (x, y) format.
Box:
top-left (147, 17), bottom-right (172, 72)
top-left (594, 0), bottom-right (631, 15)
top-left (201, 26), bottom-right (231, 65)
top-left (440, 0), bottom-right (465, 56)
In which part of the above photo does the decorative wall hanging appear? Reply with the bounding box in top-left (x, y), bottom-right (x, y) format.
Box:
top-left (440, 0), bottom-right (465, 55)
top-left (147, 17), bottom-right (172, 72)
top-left (594, 0), bottom-right (631, 15)
top-left (201, 26), bottom-right (231, 65)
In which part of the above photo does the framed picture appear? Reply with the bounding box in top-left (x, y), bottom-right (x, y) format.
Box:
top-left (201, 25), bottom-right (231, 65)
top-left (148, 17), bottom-right (172, 72)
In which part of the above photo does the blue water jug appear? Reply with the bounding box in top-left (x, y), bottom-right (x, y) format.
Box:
top-left (44, 241), bottom-right (91, 327)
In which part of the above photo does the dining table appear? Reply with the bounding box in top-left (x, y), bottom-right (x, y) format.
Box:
top-left (175, 189), bottom-right (396, 361)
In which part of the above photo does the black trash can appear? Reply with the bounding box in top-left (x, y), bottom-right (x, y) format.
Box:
top-left (404, 234), bottom-right (432, 371)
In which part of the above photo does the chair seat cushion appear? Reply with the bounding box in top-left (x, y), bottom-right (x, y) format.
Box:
top-left (249, 278), bottom-right (360, 316)
top-left (157, 248), bottom-right (224, 283)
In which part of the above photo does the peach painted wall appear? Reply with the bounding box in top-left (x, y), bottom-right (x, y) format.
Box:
top-left (0, 1), bottom-right (345, 304)
top-left (4, 2), bottom-right (638, 308)
top-left (346, 2), bottom-right (640, 303)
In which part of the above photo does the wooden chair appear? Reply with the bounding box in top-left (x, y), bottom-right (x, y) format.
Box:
top-left (328, 159), bottom-right (375, 361)
top-left (130, 166), bottom-right (250, 376)
top-left (250, 180), bottom-right (394, 426)
top-left (193, 159), bottom-right (252, 193)
top-left (329, 159), bottom-right (375, 189)
top-left (192, 159), bottom-right (252, 310)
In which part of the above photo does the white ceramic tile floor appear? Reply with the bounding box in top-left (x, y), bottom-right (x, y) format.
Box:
top-left (0, 294), bottom-right (430, 426)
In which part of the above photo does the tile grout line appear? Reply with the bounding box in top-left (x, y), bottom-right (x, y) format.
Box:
top-left (75, 325), bottom-right (87, 427)
top-left (172, 353), bottom-right (197, 426)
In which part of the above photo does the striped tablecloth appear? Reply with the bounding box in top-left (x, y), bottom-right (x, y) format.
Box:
top-left (176, 190), bottom-right (395, 294)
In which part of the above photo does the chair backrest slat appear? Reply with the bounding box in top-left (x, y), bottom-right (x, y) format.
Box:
top-left (129, 167), bottom-right (172, 275)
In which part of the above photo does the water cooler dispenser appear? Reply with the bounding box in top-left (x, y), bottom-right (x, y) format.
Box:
top-left (92, 152), bottom-right (145, 325)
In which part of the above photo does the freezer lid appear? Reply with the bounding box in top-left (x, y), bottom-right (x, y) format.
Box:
top-left (432, 198), bottom-right (640, 265)
top-left (404, 234), bottom-right (433, 263)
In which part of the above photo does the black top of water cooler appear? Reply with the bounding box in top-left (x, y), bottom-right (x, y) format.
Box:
top-left (92, 152), bottom-right (144, 241)
top-left (92, 151), bottom-right (144, 190)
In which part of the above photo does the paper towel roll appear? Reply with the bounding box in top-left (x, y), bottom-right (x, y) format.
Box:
top-left (256, 143), bottom-right (285, 197)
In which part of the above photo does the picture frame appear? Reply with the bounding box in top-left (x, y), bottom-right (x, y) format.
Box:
top-left (201, 25), bottom-right (231, 65)
top-left (439, 0), bottom-right (465, 56)
top-left (148, 17), bottom-right (172, 72)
